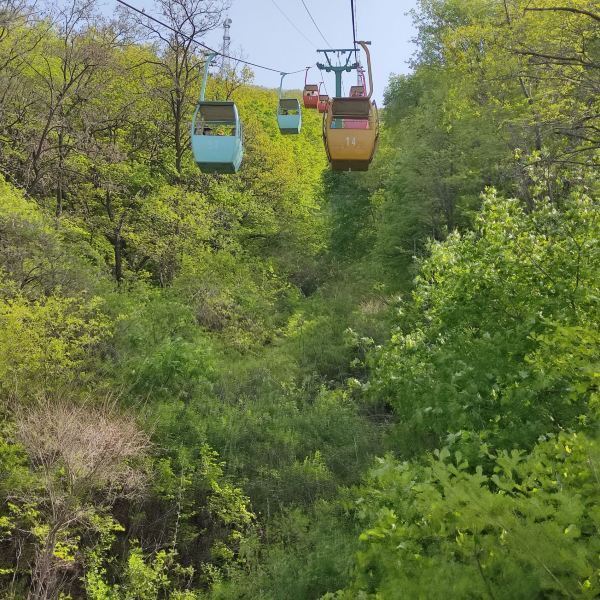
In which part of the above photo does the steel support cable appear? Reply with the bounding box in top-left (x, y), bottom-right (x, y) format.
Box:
top-left (270, 0), bottom-right (318, 48)
top-left (299, 0), bottom-right (332, 48)
top-left (115, 0), bottom-right (306, 74)
top-left (320, 72), bottom-right (329, 97)
top-left (350, 0), bottom-right (358, 60)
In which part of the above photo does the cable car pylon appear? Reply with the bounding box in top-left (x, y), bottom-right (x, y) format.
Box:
top-left (316, 48), bottom-right (358, 97)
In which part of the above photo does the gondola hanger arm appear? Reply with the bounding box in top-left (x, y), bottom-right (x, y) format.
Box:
top-left (357, 41), bottom-right (374, 100)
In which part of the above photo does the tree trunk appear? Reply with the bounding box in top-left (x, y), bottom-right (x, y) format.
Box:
top-left (55, 128), bottom-right (66, 217)
top-left (28, 530), bottom-right (59, 600)
top-left (174, 97), bottom-right (183, 176)
top-left (113, 212), bottom-right (127, 284)
top-left (114, 229), bottom-right (123, 284)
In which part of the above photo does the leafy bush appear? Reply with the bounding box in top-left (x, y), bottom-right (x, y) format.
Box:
top-left (332, 432), bottom-right (600, 599)
top-left (370, 191), bottom-right (600, 452)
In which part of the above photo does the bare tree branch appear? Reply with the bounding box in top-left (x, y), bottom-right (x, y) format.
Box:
top-left (525, 6), bottom-right (600, 23)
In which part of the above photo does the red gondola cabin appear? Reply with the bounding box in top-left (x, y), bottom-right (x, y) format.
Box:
top-left (303, 68), bottom-right (319, 109)
top-left (303, 84), bottom-right (319, 109)
top-left (318, 94), bottom-right (329, 113)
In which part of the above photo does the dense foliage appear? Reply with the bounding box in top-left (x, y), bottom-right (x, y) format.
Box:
top-left (0, 0), bottom-right (598, 598)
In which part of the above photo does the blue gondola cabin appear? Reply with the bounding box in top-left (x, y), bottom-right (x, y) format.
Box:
top-left (277, 98), bottom-right (302, 135)
top-left (191, 101), bottom-right (243, 174)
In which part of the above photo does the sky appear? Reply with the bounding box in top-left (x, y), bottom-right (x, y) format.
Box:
top-left (104, 0), bottom-right (418, 104)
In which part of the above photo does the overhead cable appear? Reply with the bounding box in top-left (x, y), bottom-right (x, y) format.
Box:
top-left (270, 0), bottom-right (318, 48)
top-left (115, 0), bottom-right (306, 75)
top-left (350, 0), bottom-right (358, 59)
top-left (299, 0), bottom-right (332, 48)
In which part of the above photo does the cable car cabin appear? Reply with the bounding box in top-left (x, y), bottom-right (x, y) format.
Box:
top-left (303, 84), bottom-right (319, 109)
top-left (191, 102), bottom-right (243, 173)
top-left (323, 97), bottom-right (379, 171)
top-left (277, 98), bottom-right (302, 134)
top-left (318, 94), bottom-right (329, 113)
top-left (190, 53), bottom-right (243, 173)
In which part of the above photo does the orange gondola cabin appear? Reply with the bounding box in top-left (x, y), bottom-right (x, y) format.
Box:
top-left (322, 42), bottom-right (379, 171)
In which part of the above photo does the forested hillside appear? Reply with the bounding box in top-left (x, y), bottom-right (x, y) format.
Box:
top-left (0, 0), bottom-right (598, 598)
